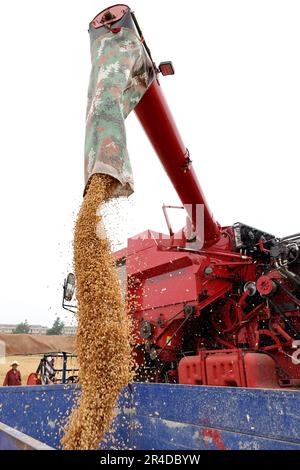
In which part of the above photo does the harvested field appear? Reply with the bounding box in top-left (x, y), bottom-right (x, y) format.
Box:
top-left (0, 355), bottom-right (42, 386)
top-left (0, 355), bottom-right (79, 386)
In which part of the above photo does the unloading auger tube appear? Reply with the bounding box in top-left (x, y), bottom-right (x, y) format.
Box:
top-left (91, 4), bottom-right (221, 246)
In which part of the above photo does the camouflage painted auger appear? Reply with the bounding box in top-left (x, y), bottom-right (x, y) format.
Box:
top-left (84, 12), bottom-right (155, 197)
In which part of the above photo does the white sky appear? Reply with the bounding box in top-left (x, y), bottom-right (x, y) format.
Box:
top-left (0, 1), bottom-right (299, 327)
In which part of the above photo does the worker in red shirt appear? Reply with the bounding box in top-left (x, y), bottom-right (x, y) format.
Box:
top-left (3, 361), bottom-right (22, 386)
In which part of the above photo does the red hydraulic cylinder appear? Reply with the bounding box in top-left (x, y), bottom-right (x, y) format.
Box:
top-left (135, 79), bottom-right (220, 246)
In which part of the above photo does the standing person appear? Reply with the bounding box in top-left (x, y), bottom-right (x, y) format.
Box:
top-left (3, 361), bottom-right (22, 386)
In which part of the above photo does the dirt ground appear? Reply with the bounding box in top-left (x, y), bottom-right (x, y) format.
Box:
top-left (0, 355), bottom-right (79, 386)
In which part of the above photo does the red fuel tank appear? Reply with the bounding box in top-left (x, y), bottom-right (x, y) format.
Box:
top-left (178, 350), bottom-right (278, 388)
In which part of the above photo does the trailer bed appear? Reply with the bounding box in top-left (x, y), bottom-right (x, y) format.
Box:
top-left (0, 383), bottom-right (299, 450)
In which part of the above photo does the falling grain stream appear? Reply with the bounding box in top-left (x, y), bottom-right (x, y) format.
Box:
top-left (62, 174), bottom-right (134, 450)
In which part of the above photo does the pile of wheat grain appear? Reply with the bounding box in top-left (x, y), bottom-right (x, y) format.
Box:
top-left (61, 174), bottom-right (134, 450)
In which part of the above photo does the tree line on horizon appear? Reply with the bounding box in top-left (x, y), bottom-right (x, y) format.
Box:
top-left (12, 317), bottom-right (65, 335)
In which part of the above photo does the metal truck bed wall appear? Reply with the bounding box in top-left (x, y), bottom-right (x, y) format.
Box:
top-left (0, 383), bottom-right (300, 450)
top-left (0, 421), bottom-right (53, 450)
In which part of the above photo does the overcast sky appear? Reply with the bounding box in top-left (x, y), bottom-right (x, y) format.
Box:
top-left (0, 1), bottom-right (299, 327)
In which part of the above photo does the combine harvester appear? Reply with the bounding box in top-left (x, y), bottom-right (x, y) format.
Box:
top-left (1, 4), bottom-right (300, 450)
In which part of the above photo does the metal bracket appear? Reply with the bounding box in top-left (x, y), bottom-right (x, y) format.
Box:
top-left (182, 149), bottom-right (192, 173)
top-left (162, 204), bottom-right (185, 237)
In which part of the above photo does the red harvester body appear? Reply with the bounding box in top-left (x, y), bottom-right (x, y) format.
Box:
top-left (93, 4), bottom-right (300, 389)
